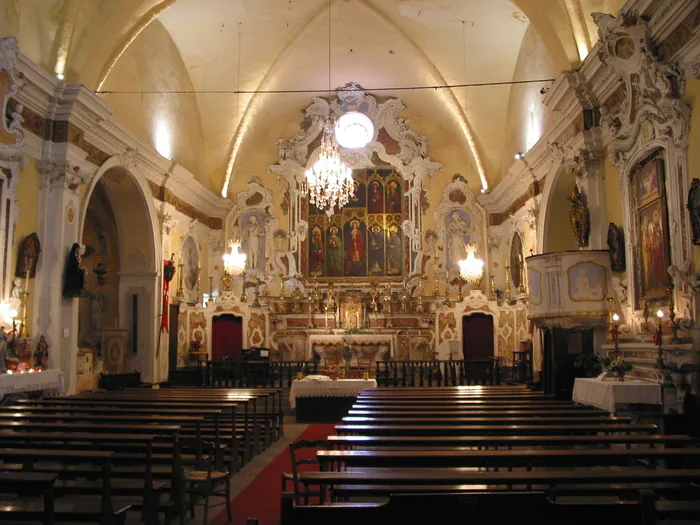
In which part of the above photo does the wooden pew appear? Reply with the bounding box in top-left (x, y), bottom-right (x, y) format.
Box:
top-left (327, 433), bottom-right (697, 450)
top-left (0, 472), bottom-right (58, 525)
top-left (334, 423), bottom-right (660, 436)
top-left (317, 448), bottom-right (700, 469)
top-left (351, 403), bottom-right (597, 412)
top-left (289, 491), bottom-right (652, 525)
top-left (341, 416), bottom-right (634, 426)
top-left (0, 448), bottom-right (129, 525)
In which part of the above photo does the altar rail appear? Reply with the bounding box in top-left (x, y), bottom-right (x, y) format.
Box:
top-left (201, 358), bottom-right (501, 388)
top-left (375, 358), bottom-right (502, 387)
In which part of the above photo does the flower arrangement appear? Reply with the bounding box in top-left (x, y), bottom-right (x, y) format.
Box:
top-left (190, 340), bottom-right (202, 352)
top-left (321, 363), bottom-right (346, 380)
top-left (603, 356), bottom-right (632, 379)
top-left (573, 353), bottom-right (602, 378)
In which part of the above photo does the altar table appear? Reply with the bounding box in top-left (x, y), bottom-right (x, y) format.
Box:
top-left (0, 369), bottom-right (64, 398)
top-left (290, 377), bottom-right (377, 422)
top-left (572, 377), bottom-right (662, 415)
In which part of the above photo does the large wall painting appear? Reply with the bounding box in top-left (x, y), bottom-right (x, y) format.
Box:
top-left (307, 168), bottom-right (405, 279)
top-left (633, 154), bottom-right (671, 304)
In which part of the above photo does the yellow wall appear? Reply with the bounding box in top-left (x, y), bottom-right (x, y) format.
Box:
top-left (100, 21), bottom-right (207, 185)
top-left (544, 169), bottom-right (578, 253)
top-left (13, 156), bottom-right (41, 335)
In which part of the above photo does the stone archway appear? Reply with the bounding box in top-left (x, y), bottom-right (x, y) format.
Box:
top-left (78, 163), bottom-right (160, 386)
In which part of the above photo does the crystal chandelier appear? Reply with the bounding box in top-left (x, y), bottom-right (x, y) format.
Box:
top-left (458, 244), bottom-right (484, 285)
top-left (305, 118), bottom-right (353, 217)
top-left (223, 241), bottom-right (247, 276)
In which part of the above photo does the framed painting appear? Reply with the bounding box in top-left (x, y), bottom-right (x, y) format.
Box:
top-left (632, 152), bottom-right (671, 305)
top-left (638, 199), bottom-right (671, 299)
top-left (181, 235), bottom-right (199, 293)
top-left (101, 328), bottom-right (131, 374)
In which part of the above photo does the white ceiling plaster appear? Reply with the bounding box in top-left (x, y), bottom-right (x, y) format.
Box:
top-left (157, 0), bottom-right (530, 189)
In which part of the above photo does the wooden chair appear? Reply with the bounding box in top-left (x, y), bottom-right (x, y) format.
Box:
top-left (355, 358), bottom-right (373, 379)
top-left (183, 441), bottom-right (233, 524)
top-left (283, 439), bottom-right (333, 505)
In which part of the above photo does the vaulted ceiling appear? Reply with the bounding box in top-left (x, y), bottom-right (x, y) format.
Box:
top-left (3, 0), bottom-right (627, 195)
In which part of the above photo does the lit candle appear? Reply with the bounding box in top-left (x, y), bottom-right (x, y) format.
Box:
top-left (657, 310), bottom-right (664, 331)
top-left (612, 313), bottom-right (620, 322)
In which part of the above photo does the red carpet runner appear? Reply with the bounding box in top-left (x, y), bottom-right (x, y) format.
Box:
top-left (213, 424), bottom-right (336, 525)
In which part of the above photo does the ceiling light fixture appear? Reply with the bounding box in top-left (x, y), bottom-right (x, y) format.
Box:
top-left (303, 0), bottom-right (353, 217)
top-left (335, 111), bottom-right (373, 149)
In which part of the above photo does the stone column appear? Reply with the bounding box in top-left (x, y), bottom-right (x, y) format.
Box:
top-left (33, 163), bottom-right (89, 394)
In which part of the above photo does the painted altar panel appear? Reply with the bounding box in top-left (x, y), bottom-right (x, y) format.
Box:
top-left (438, 312), bottom-right (457, 345)
top-left (498, 310), bottom-right (515, 358)
top-left (633, 156), bottom-right (671, 304)
top-left (177, 310), bottom-right (188, 367)
top-left (306, 169), bottom-right (405, 279)
top-left (248, 312), bottom-right (266, 347)
top-left (189, 311), bottom-right (207, 351)
top-left (567, 262), bottom-right (608, 302)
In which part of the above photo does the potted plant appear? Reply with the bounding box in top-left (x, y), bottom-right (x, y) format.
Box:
top-left (573, 353), bottom-right (602, 378)
top-left (603, 356), bottom-right (633, 381)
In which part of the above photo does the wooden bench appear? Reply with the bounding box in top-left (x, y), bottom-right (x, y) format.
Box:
top-left (288, 490), bottom-right (652, 525)
top-left (0, 472), bottom-right (58, 525)
top-left (327, 433), bottom-right (697, 450)
top-left (317, 447), bottom-right (700, 470)
top-left (334, 423), bottom-right (658, 436)
top-left (341, 416), bottom-right (633, 425)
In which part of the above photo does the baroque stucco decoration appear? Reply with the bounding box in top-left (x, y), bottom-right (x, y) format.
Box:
top-left (431, 174), bottom-right (489, 288)
top-left (269, 83), bottom-right (442, 270)
top-left (0, 37), bottom-right (25, 160)
top-left (594, 12), bottom-right (693, 319)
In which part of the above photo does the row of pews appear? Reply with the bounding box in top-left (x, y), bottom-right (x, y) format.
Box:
top-left (0, 386), bottom-right (283, 525)
top-left (287, 385), bottom-right (700, 525)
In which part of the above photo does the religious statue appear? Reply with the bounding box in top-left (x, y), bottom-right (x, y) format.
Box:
top-left (687, 178), bottom-right (700, 245)
top-left (15, 233), bottom-right (41, 279)
top-left (63, 243), bottom-right (87, 298)
top-left (566, 184), bottom-right (590, 248)
top-left (33, 335), bottom-right (48, 369)
top-left (244, 215), bottom-right (264, 270)
top-left (7, 103), bottom-right (24, 134)
top-left (447, 211), bottom-right (469, 267)
top-left (10, 278), bottom-right (22, 301)
top-left (0, 327), bottom-right (7, 373)
top-left (607, 223), bottom-right (626, 272)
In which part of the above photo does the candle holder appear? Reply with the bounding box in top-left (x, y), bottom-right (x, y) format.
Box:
top-left (655, 310), bottom-right (665, 370)
top-left (490, 275), bottom-right (496, 301)
top-left (415, 277), bottom-right (424, 313)
top-left (19, 290), bottom-right (29, 339)
top-left (611, 313), bottom-right (620, 357)
top-left (252, 279), bottom-right (262, 309)
top-left (504, 263), bottom-right (512, 304)
top-left (208, 276), bottom-right (214, 303)
top-left (666, 285), bottom-right (678, 343)
top-left (457, 276), bottom-right (464, 303)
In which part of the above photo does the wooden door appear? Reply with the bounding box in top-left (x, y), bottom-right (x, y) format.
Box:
top-left (462, 313), bottom-right (494, 361)
top-left (212, 314), bottom-right (243, 361)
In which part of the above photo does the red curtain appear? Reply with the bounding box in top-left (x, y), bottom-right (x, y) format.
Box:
top-left (212, 315), bottom-right (243, 361)
top-left (462, 313), bottom-right (494, 361)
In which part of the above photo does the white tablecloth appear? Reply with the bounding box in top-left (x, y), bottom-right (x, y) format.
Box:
top-left (0, 369), bottom-right (64, 397)
top-left (289, 377), bottom-right (377, 409)
top-left (572, 377), bottom-right (662, 414)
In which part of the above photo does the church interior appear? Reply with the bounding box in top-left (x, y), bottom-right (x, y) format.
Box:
top-left (2, 0), bottom-right (700, 523)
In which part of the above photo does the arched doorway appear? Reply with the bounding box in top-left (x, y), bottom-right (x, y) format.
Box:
top-left (78, 165), bottom-right (159, 386)
top-left (212, 314), bottom-right (243, 361)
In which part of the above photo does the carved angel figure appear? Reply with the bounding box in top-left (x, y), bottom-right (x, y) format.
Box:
top-left (566, 184), bottom-right (590, 248)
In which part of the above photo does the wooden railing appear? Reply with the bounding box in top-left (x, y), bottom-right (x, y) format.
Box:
top-left (374, 358), bottom-right (502, 387)
top-left (201, 358), bottom-right (502, 388)
top-left (202, 360), bottom-right (319, 388)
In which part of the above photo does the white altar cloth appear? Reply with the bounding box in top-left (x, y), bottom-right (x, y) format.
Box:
top-left (572, 377), bottom-right (662, 414)
top-left (289, 377), bottom-right (377, 409)
top-left (0, 369), bottom-right (64, 397)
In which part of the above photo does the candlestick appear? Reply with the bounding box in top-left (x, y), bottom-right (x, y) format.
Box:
top-left (666, 285), bottom-right (678, 342)
top-left (612, 313), bottom-right (620, 357)
top-left (656, 309), bottom-right (665, 369)
top-left (208, 276), bottom-right (214, 302)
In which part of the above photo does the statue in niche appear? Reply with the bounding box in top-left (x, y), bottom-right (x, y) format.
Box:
top-left (244, 215), bottom-right (264, 270)
top-left (607, 223), bottom-right (626, 272)
top-left (687, 178), bottom-right (700, 245)
top-left (63, 243), bottom-right (87, 298)
top-left (273, 230), bottom-right (299, 278)
top-left (446, 211), bottom-right (470, 268)
top-left (566, 184), bottom-right (590, 248)
top-left (7, 103), bottom-right (23, 134)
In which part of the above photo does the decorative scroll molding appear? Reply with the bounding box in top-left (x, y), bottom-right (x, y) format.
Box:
top-left (0, 37), bottom-right (25, 162)
top-left (268, 83), bottom-right (442, 269)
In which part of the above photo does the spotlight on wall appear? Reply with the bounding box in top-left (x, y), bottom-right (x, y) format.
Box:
top-left (56, 73), bottom-right (64, 80)
top-left (514, 152), bottom-right (524, 160)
